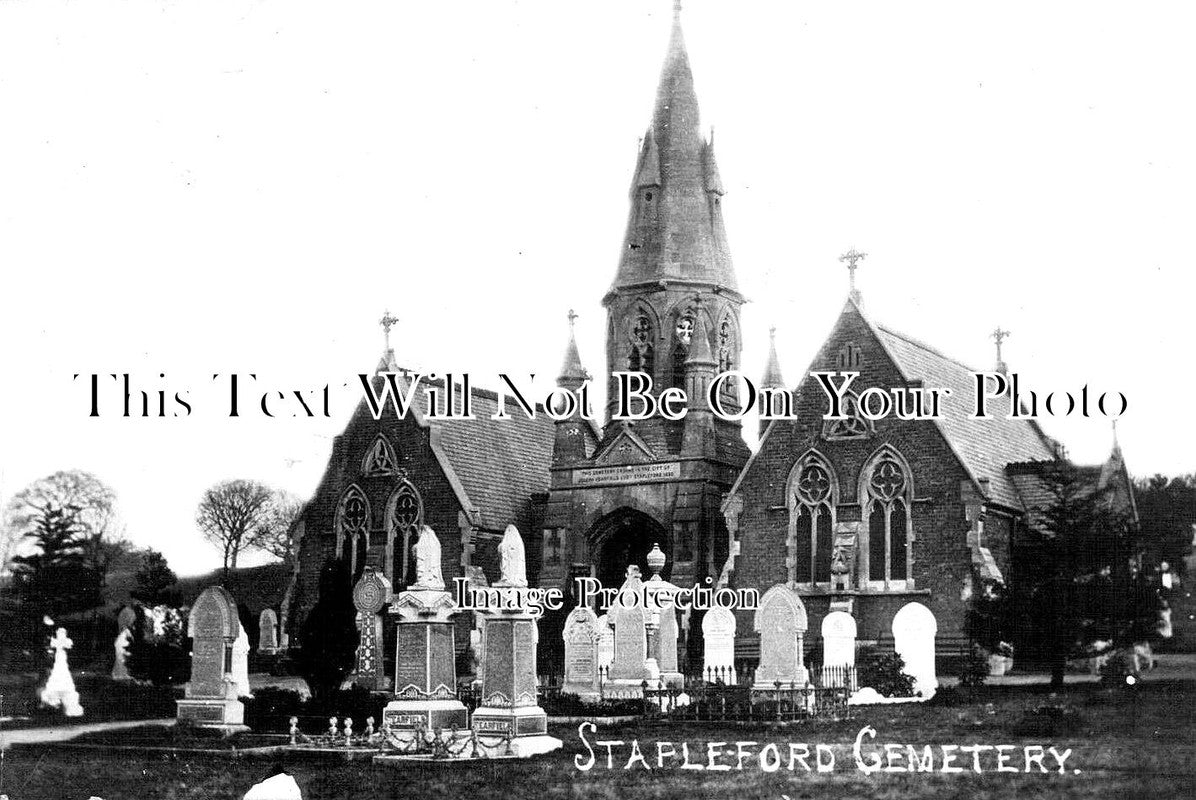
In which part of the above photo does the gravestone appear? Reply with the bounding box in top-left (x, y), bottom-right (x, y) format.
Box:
top-left (232, 627), bottom-right (251, 697)
top-left (350, 567), bottom-right (392, 690)
top-left (644, 543), bottom-right (682, 687)
top-left (607, 566), bottom-right (654, 689)
top-left (892, 602), bottom-right (937, 697)
top-left (176, 586), bottom-right (247, 730)
top-left (258, 609), bottom-right (279, 654)
top-left (820, 611), bottom-right (857, 688)
top-left (752, 584), bottom-right (809, 690)
top-left (470, 525), bottom-right (562, 757)
top-left (597, 614), bottom-right (613, 672)
top-left (111, 627), bottom-right (132, 681)
top-left (701, 606), bottom-right (736, 684)
top-left (562, 605), bottom-right (600, 699)
top-left (40, 627), bottom-right (84, 717)
top-left (379, 525), bottom-right (467, 749)
top-left (116, 605), bottom-right (137, 633)
top-left (466, 565), bottom-right (489, 680)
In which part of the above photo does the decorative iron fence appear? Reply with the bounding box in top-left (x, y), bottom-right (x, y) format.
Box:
top-left (641, 679), bottom-right (852, 723)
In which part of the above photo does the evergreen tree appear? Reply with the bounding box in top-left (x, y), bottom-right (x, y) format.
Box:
top-left (294, 559), bottom-right (358, 704)
top-left (131, 548), bottom-right (180, 607)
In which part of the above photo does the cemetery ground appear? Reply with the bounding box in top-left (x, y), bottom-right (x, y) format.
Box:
top-left (4, 676), bottom-right (1193, 800)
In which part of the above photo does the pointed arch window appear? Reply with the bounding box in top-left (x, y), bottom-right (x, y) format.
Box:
top-left (788, 452), bottom-right (837, 586)
top-left (335, 486), bottom-right (370, 580)
top-left (362, 435), bottom-right (399, 475)
top-left (716, 314), bottom-right (739, 412)
top-left (822, 392), bottom-right (873, 441)
top-left (386, 481), bottom-right (423, 587)
top-left (862, 449), bottom-right (913, 589)
top-left (628, 312), bottom-right (655, 375)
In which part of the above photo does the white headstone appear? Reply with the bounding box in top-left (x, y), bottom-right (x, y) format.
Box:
top-left (242, 772), bottom-right (302, 800)
top-left (232, 627), bottom-right (252, 698)
top-left (892, 602), bottom-right (937, 696)
top-left (40, 627), bottom-right (84, 717)
top-left (753, 584), bottom-right (808, 688)
top-left (596, 614), bottom-right (614, 671)
top-left (258, 609), bottom-right (279, 653)
top-left (701, 607), bottom-right (736, 684)
top-left (820, 611), bottom-right (857, 687)
top-left (562, 606), bottom-right (601, 697)
top-left (608, 567), bottom-right (653, 682)
top-left (112, 627), bottom-right (133, 681)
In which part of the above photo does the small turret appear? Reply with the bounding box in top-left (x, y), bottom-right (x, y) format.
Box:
top-left (682, 298), bottom-right (717, 458)
top-left (553, 310), bottom-right (591, 466)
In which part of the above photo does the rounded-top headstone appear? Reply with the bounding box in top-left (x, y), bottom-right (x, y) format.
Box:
top-left (821, 610), bottom-right (857, 638)
top-left (892, 602), bottom-right (936, 636)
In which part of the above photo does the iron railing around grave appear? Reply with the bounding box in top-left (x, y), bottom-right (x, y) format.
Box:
top-left (641, 678), bottom-right (852, 723)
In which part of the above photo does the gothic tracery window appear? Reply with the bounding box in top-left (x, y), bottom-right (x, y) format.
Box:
top-left (716, 315), bottom-right (739, 411)
top-left (386, 482), bottom-right (423, 586)
top-left (823, 392), bottom-right (873, 441)
top-left (788, 453), bottom-right (836, 585)
top-left (863, 449), bottom-right (912, 587)
top-left (362, 435), bottom-right (399, 475)
top-left (336, 486), bottom-right (370, 579)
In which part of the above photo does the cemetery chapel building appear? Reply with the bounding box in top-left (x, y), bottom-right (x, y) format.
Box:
top-left (285, 5), bottom-right (1137, 673)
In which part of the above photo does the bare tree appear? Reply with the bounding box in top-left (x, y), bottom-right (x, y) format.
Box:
top-left (196, 479), bottom-right (276, 577)
top-left (255, 491), bottom-right (305, 566)
top-left (4, 470), bottom-right (123, 580)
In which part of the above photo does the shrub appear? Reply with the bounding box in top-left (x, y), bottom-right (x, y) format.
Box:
top-left (856, 646), bottom-right (916, 697)
top-left (127, 611), bottom-right (190, 686)
top-left (956, 644), bottom-right (990, 689)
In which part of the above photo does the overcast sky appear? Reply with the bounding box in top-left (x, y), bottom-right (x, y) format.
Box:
top-left (1, 1), bottom-right (1193, 576)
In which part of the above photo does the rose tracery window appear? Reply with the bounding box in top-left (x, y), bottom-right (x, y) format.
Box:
top-left (789, 454), bottom-right (836, 585)
top-left (864, 451), bottom-right (912, 587)
top-left (675, 314), bottom-right (694, 345)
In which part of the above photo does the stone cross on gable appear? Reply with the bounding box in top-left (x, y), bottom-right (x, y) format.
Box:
top-left (568, 308), bottom-right (578, 329)
top-left (380, 310), bottom-right (399, 350)
top-left (839, 249), bottom-right (867, 301)
top-left (991, 327), bottom-right (1010, 362)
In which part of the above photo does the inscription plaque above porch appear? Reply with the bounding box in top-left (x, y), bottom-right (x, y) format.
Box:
top-left (572, 462), bottom-right (682, 486)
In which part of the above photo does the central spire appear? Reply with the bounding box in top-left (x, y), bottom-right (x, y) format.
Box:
top-left (608, 2), bottom-right (738, 298)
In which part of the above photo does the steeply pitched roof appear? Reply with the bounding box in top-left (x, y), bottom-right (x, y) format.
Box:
top-left (871, 318), bottom-right (1058, 509)
top-left (610, 4), bottom-right (737, 295)
top-left (379, 371), bottom-right (555, 532)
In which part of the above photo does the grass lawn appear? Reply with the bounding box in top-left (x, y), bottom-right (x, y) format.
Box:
top-left (0, 673), bottom-right (178, 729)
top-left (3, 679), bottom-right (1193, 800)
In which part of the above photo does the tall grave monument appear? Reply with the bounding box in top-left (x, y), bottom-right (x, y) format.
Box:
top-left (471, 525), bottom-right (562, 757)
top-left (381, 526), bottom-right (467, 741)
top-left (350, 566), bottom-right (392, 690)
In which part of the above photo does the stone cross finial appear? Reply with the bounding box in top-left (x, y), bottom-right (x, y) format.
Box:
top-left (380, 311), bottom-right (399, 350)
top-left (839, 249), bottom-right (867, 301)
top-left (992, 327), bottom-right (1010, 363)
top-left (568, 308), bottom-right (578, 329)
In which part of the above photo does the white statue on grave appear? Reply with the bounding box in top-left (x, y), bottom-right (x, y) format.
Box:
top-left (411, 525), bottom-right (445, 591)
top-left (112, 627), bottom-right (133, 681)
top-left (40, 627), bottom-right (84, 717)
top-left (496, 524), bottom-right (527, 587)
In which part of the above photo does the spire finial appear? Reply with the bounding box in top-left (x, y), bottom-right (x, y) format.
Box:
top-left (839, 249), bottom-right (867, 303)
top-left (673, 0), bottom-right (682, 20)
top-left (769, 324), bottom-right (777, 340)
top-left (379, 310), bottom-right (399, 351)
top-left (567, 308), bottom-right (578, 330)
